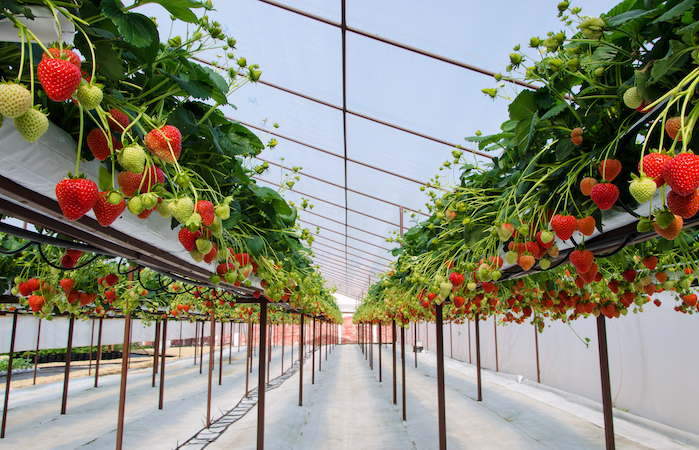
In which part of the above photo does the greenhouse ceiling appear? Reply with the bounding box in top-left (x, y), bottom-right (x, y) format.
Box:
top-left (141, 0), bottom-right (612, 305)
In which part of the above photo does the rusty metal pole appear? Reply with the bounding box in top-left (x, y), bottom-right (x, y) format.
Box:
top-left (597, 315), bottom-right (616, 450)
top-left (1, 310), bottom-right (18, 438)
top-left (116, 311), bottom-right (132, 450)
top-left (535, 325), bottom-right (541, 383)
top-left (267, 323), bottom-right (271, 385)
top-left (194, 319), bottom-right (198, 365)
top-left (378, 323), bottom-right (382, 382)
top-left (281, 321), bottom-right (285, 375)
top-left (299, 315), bottom-right (305, 406)
top-left (475, 313), bottom-right (482, 401)
top-left (152, 321), bottom-right (161, 387)
top-left (392, 320), bottom-right (397, 405)
top-left (88, 319), bottom-right (95, 376)
top-left (401, 326), bottom-right (406, 421)
top-left (229, 322), bottom-right (233, 364)
top-left (319, 321), bottom-right (323, 372)
top-left (312, 318), bottom-right (316, 384)
top-left (219, 321), bottom-right (224, 385)
top-left (435, 303), bottom-right (447, 450)
top-left (33, 318), bottom-right (41, 385)
top-left (61, 315), bottom-right (75, 415)
top-left (159, 317), bottom-right (168, 410)
top-left (325, 321), bottom-right (328, 360)
top-left (245, 319), bottom-right (251, 396)
top-left (257, 300), bottom-right (268, 450)
top-left (207, 315), bottom-right (215, 428)
top-left (494, 316), bottom-right (499, 372)
top-left (95, 318), bottom-right (103, 387)
top-left (200, 320), bottom-right (204, 374)
top-left (237, 321), bottom-right (241, 353)
top-left (414, 324), bottom-right (417, 368)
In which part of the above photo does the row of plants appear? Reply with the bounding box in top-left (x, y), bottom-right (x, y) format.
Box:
top-left (356, 0), bottom-right (699, 331)
top-left (0, 1), bottom-right (342, 324)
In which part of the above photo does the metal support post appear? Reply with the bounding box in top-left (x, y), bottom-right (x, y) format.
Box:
top-left (159, 318), bottom-right (167, 409)
top-left (61, 316), bottom-right (75, 414)
top-left (435, 303), bottom-right (447, 449)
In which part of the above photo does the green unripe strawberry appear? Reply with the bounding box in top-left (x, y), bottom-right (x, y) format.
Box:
top-left (215, 203), bottom-right (230, 220)
top-left (127, 196), bottom-right (144, 215)
top-left (540, 230), bottom-right (554, 244)
top-left (679, 277), bottom-right (693, 290)
top-left (623, 87), bottom-right (643, 109)
top-left (655, 209), bottom-right (674, 228)
top-left (505, 251), bottom-right (518, 265)
top-left (209, 215), bottom-right (223, 238)
top-left (190, 249), bottom-right (204, 262)
top-left (141, 192), bottom-right (159, 210)
top-left (629, 176), bottom-right (656, 204)
top-left (539, 258), bottom-right (552, 270)
top-left (529, 37), bottom-right (541, 48)
top-left (636, 219), bottom-right (652, 233)
top-left (118, 144), bottom-right (146, 174)
top-left (548, 59), bottom-right (564, 72)
top-left (75, 84), bottom-right (103, 110)
top-left (662, 280), bottom-right (675, 290)
top-left (175, 173), bottom-right (190, 188)
top-left (169, 196), bottom-right (194, 223)
top-left (209, 274), bottom-right (221, 285)
top-left (594, 67), bottom-right (605, 77)
top-left (543, 36), bottom-right (559, 52)
top-left (509, 53), bottom-right (522, 65)
top-left (0, 82), bottom-right (32, 118)
top-left (185, 212), bottom-right (202, 229)
top-left (567, 58), bottom-right (580, 71)
top-left (196, 237), bottom-right (212, 254)
top-left (224, 271), bottom-right (237, 283)
top-left (156, 199), bottom-right (172, 218)
top-left (107, 191), bottom-right (123, 205)
top-left (491, 270), bottom-right (502, 281)
top-left (558, 1), bottom-right (569, 12)
top-left (580, 17), bottom-right (605, 39)
top-left (14, 107), bottom-right (49, 142)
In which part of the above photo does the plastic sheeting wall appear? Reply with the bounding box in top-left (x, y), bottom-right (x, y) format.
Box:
top-left (0, 317), bottom-right (229, 353)
top-left (407, 290), bottom-right (699, 437)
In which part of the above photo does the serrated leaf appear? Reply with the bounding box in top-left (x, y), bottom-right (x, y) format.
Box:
top-left (168, 104), bottom-right (199, 135)
top-left (555, 139), bottom-right (575, 161)
top-left (102, 1), bottom-right (158, 48)
top-left (650, 40), bottom-right (691, 83)
top-left (255, 186), bottom-right (292, 215)
top-left (607, 9), bottom-right (655, 27)
top-left (540, 102), bottom-right (568, 121)
top-left (651, 0), bottom-right (695, 24)
top-left (509, 90), bottom-right (538, 121)
top-left (201, 66), bottom-right (229, 104)
top-left (165, 71), bottom-right (212, 99)
top-left (137, 0), bottom-right (204, 23)
top-left (244, 234), bottom-right (265, 257)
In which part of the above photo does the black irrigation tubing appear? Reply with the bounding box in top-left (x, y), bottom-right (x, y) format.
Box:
top-left (616, 198), bottom-right (642, 219)
top-left (0, 221), bottom-right (113, 256)
top-left (116, 259), bottom-right (142, 275)
top-left (35, 243), bottom-right (101, 271)
top-left (0, 241), bottom-right (32, 254)
top-left (596, 233), bottom-right (637, 259)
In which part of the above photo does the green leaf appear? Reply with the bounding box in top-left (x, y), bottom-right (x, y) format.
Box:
top-left (98, 166), bottom-right (112, 191)
top-left (168, 104), bottom-right (199, 135)
top-left (650, 40), bottom-right (691, 83)
top-left (201, 66), bottom-right (229, 105)
top-left (607, 9), bottom-right (655, 27)
top-left (540, 102), bottom-right (568, 121)
top-left (244, 234), bottom-right (265, 257)
top-left (651, 0), bottom-right (695, 24)
top-left (102, 1), bottom-right (158, 48)
top-left (509, 90), bottom-right (538, 121)
top-left (279, 205), bottom-right (298, 226)
top-left (165, 71), bottom-right (212, 99)
top-left (555, 139), bottom-right (575, 161)
top-left (255, 186), bottom-right (292, 215)
top-left (137, 0), bottom-right (204, 23)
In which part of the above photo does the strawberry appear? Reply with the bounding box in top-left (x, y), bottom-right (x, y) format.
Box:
top-left (590, 183), bottom-right (619, 210)
top-left (0, 82), bottom-right (32, 118)
top-left (169, 197), bottom-right (194, 223)
top-left (665, 116), bottom-right (684, 141)
top-left (550, 214), bottom-right (577, 240)
top-left (139, 166), bottom-right (165, 193)
top-left (67, 290), bottom-right (80, 304)
top-left (576, 216), bottom-right (595, 236)
top-left (105, 273), bottom-right (119, 286)
top-left (93, 191), bottom-right (126, 226)
top-left (178, 227), bottom-right (201, 251)
top-left (144, 125), bottom-right (182, 164)
top-left (453, 296), bottom-right (466, 308)
top-left (653, 214), bottom-right (683, 240)
top-left (234, 253), bottom-right (251, 266)
top-left (641, 256), bottom-right (658, 271)
top-left (17, 282), bottom-right (32, 297)
top-left (580, 263), bottom-right (598, 283)
top-left (682, 294), bottom-right (698, 307)
top-left (74, 84), bottom-right (103, 110)
top-left (496, 223), bottom-right (515, 241)
top-left (105, 290), bottom-right (116, 303)
top-left (570, 249), bottom-right (594, 273)
top-left (27, 278), bottom-right (41, 292)
top-left (13, 107), bottom-right (49, 142)
top-left (87, 128), bottom-right (122, 161)
top-left (196, 200), bottom-right (215, 226)
top-left (653, 299), bottom-right (661, 307)
top-left (639, 152), bottom-right (671, 187)
top-left (107, 108), bottom-right (130, 131)
top-left (137, 207), bottom-right (154, 219)
top-left (37, 58), bottom-right (82, 102)
top-left (28, 295), bottom-right (45, 312)
top-left (55, 177), bottom-right (99, 220)
top-left (580, 17), bottom-right (605, 39)
top-left (570, 127), bottom-right (583, 146)
top-left (448, 272), bottom-right (465, 287)
top-left (66, 250), bottom-right (83, 261)
top-left (607, 279), bottom-right (620, 294)
top-left (61, 254), bottom-right (77, 268)
top-left (535, 230), bottom-right (554, 249)
top-left (655, 272), bottom-right (667, 283)
top-left (622, 87), bottom-right (643, 109)
top-left (59, 278), bottom-right (75, 294)
top-left (598, 159), bottom-right (621, 182)
top-left (662, 153), bottom-right (699, 196)
top-left (629, 176), bottom-right (656, 204)
top-left (518, 254), bottom-right (535, 271)
top-left (117, 171), bottom-right (141, 197)
top-left (580, 177), bottom-right (597, 196)
top-left (203, 243), bottom-right (218, 264)
top-left (42, 47), bottom-right (81, 68)
top-left (622, 269), bottom-right (636, 283)
top-left (667, 189), bottom-right (699, 219)
top-left (117, 144), bottom-right (146, 174)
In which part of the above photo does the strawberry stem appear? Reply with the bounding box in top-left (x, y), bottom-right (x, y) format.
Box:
top-left (76, 103), bottom-right (84, 176)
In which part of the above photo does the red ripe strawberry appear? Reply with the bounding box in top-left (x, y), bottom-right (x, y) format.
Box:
top-left (574, 276), bottom-right (585, 289)
top-left (61, 254), bottom-right (77, 268)
top-left (655, 271), bottom-right (668, 283)
top-left (579, 263), bottom-right (598, 283)
top-left (93, 191), bottom-right (126, 226)
top-left (139, 166), bottom-right (165, 193)
top-left (653, 299), bottom-right (661, 307)
top-left (653, 214), bottom-right (683, 240)
top-left (619, 291), bottom-right (635, 307)
top-left (137, 207), bottom-right (154, 219)
top-left (598, 159), bottom-right (621, 182)
top-left (535, 230), bottom-right (554, 249)
top-left (569, 249), bottom-right (594, 273)
top-left (56, 178), bottom-right (99, 220)
top-left (107, 108), bottom-right (130, 132)
top-left (590, 183), bottom-right (619, 210)
top-left (18, 282), bottom-right (32, 296)
top-left (576, 216), bottom-right (596, 236)
top-left (667, 189), bottom-right (699, 219)
top-left (234, 253), bottom-right (251, 266)
top-left (59, 278), bottom-right (75, 294)
top-left (607, 279), bottom-right (620, 294)
top-left (639, 153), bottom-right (671, 187)
top-left (622, 269), bottom-right (637, 283)
top-left (66, 250), bottom-right (83, 261)
top-left (42, 47), bottom-right (81, 68)
top-left (28, 295), bottom-right (45, 312)
top-left (682, 293), bottom-right (698, 307)
top-left (525, 240), bottom-right (540, 255)
top-left (580, 177), bottom-right (597, 196)
top-left (453, 296), bottom-right (466, 308)
top-left (66, 290), bottom-right (80, 304)
top-left (37, 58), bottom-right (82, 102)
top-left (571, 127), bottom-right (583, 146)
top-left (203, 243), bottom-right (218, 264)
top-left (105, 273), bottom-right (119, 286)
top-left (117, 171), bottom-right (141, 197)
top-left (27, 278), bottom-right (41, 292)
top-left (86, 129), bottom-right (122, 161)
top-left (144, 125), bottom-right (182, 164)
top-left (665, 117), bottom-right (684, 141)
top-left (663, 153), bottom-right (699, 196)
top-left (105, 290), bottom-right (116, 303)
top-left (196, 200), bottom-right (215, 226)
top-left (644, 284), bottom-right (656, 295)
top-left (448, 272), bottom-right (465, 288)
top-left (518, 254), bottom-right (535, 271)
top-left (550, 214), bottom-right (577, 240)
top-left (216, 262), bottom-right (235, 275)
top-left (178, 228), bottom-right (201, 251)
top-left (641, 256), bottom-right (658, 271)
